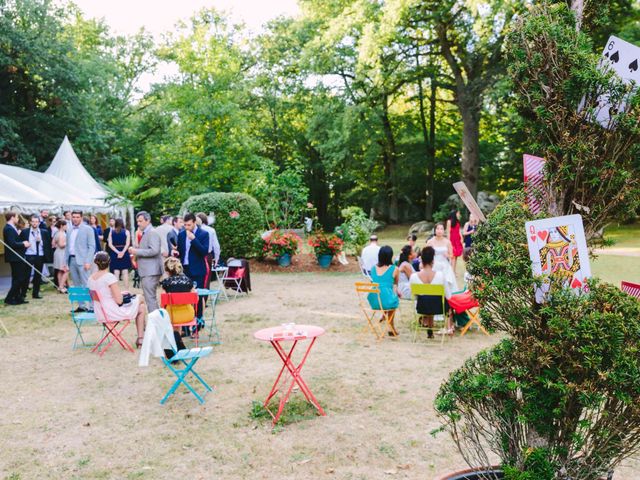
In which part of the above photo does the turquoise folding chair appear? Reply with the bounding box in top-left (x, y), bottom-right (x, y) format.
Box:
top-left (196, 288), bottom-right (221, 345)
top-left (68, 286), bottom-right (99, 349)
top-left (162, 347), bottom-right (214, 404)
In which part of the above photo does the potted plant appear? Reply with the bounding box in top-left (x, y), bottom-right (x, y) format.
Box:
top-left (432, 3), bottom-right (640, 479)
top-left (308, 230), bottom-right (344, 268)
top-left (262, 229), bottom-right (301, 267)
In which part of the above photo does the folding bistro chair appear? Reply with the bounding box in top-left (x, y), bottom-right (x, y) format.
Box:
top-left (448, 288), bottom-right (489, 337)
top-left (160, 292), bottom-right (200, 347)
top-left (356, 256), bottom-right (371, 280)
top-left (196, 288), bottom-right (222, 345)
top-left (140, 309), bottom-right (213, 405)
top-left (68, 286), bottom-right (99, 349)
top-left (212, 266), bottom-right (229, 302)
top-left (355, 281), bottom-right (396, 340)
top-left (621, 281), bottom-right (640, 299)
top-left (89, 290), bottom-right (135, 356)
top-left (225, 267), bottom-right (246, 300)
top-left (410, 283), bottom-right (451, 345)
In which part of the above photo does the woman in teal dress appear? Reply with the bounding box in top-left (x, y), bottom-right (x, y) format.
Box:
top-left (368, 245), bottom-right (400, 336)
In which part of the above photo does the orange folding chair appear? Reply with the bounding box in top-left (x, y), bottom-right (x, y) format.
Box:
top-left (355, 281), bottom-right (396, 340)
top-left (89, 290), bottom-right (134, 356)
top-left (160, 292), bottom-right (200, 347)
top-left (449, 289), bottom-right (489, 337)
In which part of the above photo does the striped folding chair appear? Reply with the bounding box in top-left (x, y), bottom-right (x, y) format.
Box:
top-left (621, 281), bottom-right (640, 299)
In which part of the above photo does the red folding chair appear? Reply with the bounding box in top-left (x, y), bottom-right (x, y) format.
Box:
top-left (160, 292), bottom-right (200, 347)
top-left (621, 281), bottom-right (640, 299)
top-left (225, 267), bottom-right (246, 299)
top-left (89, 290), bottom-right (135, 356)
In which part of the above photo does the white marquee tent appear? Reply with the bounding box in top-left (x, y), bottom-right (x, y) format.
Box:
top-left (0, 136), bottom-right (112, 213)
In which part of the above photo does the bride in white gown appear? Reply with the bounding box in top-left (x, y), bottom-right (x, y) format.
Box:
top-left (426, 223), bottom-right (459, 294)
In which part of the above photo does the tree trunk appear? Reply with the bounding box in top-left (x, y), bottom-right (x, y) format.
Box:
top-left (380, 94), bottom-right (399, 223)
top-left (416, 52), bottom-right (437, 220)
top-left (459, 100), bottom-right (481, 199)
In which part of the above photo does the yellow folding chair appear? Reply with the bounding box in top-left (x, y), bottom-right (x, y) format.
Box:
top-left (355, 282), bottom-right (396, 340)
top-left (410, 283), bottom-right (451, 345)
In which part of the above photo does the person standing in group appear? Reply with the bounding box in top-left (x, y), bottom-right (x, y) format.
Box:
top-left (446, 209), bottom-right (464, 275)
top-left (155, 215), bottom-right (174, 258)
top-left (360, 235), bottom-right (381, 275)
top-left (167, 216), bottom-right (183, 258)
top-left (65, 210), bottom-right (96, 297)
top-left (128, 211), bottom-right (163, 313)
top-left (462, 213), bottom-right (479, 249)
top-left (3, 212), bottom-right (30, 305)
top-left (177, 213), bottom-right (210, 318)
top-left (38, 210), bottom-right (49, 231)
top-left (107, 218), bottom-right (132, 290)
top-left (89, 215), bottom-right (103, 244)
top-left (196, 212), bottom-right (220, 272)
top-left (63, 210), bottom-right (72, 222)
top-left (52, 220), bottom-right (69, 293)
top-left (102, 218), bottom-right (115, 251)
top-left (426, 222), bottom-right (458, 294)
top-left (21, 215), bottom-right (52, 299)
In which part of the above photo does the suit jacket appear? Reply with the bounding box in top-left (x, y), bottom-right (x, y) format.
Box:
top-left (177, 227), bottom-right (209, 277)
top-left (167, 228), bottom-right (179, 251)
top-left (135, 226), bottom-right (163, 277)
top-left (155, 223), bottom-right (173, 256)
top-left (3, 224), bottom-right (26, 263)
top-left (65, 223), bottom-right (96, 266)
top-left (20, 227), bottom-right (53, 262)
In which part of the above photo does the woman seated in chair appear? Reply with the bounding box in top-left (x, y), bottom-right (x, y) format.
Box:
top-left (159, 257), bottom-right (195, 352)
top-left (87, 252), bottom-right (147, 348)
top-left (367, 245), bottom-right (400, 336)
top-left (409, 246), bottom-right (452, 337)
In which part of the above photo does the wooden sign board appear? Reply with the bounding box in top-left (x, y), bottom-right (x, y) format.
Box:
top-left (452, 182), bottom-right (486, 222)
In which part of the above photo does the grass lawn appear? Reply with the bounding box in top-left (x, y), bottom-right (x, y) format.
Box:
top-left (603, 222), bottom-right (640, 249)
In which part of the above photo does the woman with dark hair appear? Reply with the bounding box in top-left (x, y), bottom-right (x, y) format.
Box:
top-left (107, 218), bottom-right (132, 290)
top-left (409, 246), bottom-right (453, 337)
top-left (426, 222), bottom-right (459, 294)
top-left (88, 251), bottom-right (146, 347)
top-left (368, 245), bottom-right (400, 336)
top-left (397, 244), bottom-right (416, 299)
top-left (446, 209), bottom-right (464, 274)
top-left (89, 214), bottom-right (103, 242)
top-left (52, 220), bottom-right (69, 293)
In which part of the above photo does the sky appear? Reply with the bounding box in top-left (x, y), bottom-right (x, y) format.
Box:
top-left (72, 0), bottom-right (301, 92)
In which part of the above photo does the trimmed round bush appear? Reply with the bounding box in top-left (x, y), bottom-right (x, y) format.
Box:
top-left (181, 192), bottom-right (264, 259)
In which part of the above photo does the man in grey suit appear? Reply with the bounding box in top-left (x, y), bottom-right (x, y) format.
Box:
top-left (128, 211), bottom-right (162, 312)
top-left (154, 215), bottom-right (173, 258)
top-left (65, 210), bottom-right (96, 296)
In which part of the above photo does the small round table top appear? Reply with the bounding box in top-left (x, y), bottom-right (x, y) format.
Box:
top-left (254, 325), bottom-right (325, 342)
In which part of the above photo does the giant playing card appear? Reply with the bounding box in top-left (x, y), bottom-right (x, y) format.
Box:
top-left (586, 35), bottom-right (640, 128)
top-left (525, 214), bottom-right (591, 303)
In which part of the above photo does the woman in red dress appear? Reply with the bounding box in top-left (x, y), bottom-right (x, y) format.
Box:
top-left (446, 209), bottom-right (464, 275)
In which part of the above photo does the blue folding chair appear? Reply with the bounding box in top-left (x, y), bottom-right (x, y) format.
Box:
top-left (196, 288), bottom-right (221, 345)
top-left (162, 346), bottom-right (214, 404)
top-left (68, 286), bottom-right (99, 349)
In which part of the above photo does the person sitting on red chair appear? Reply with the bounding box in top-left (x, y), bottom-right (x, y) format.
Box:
top-left (177, 213), bottom-right (210, 318)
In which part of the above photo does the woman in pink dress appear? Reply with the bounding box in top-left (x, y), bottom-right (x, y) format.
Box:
top-left (446, 209), bottom-right (464, 275)
top-left (87, 252), bottom-right (147, 348)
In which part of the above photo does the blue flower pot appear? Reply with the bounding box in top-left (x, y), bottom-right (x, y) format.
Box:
top-left (317, 254), bottom-right (333, 269)
top-left (277, 253), bottom-right (292, 267)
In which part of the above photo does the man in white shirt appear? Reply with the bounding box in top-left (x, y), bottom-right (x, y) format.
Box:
top-left (360, 235), bottom-right (380, 275)
top-left (22, 215), bottom-right (52, 299)
top-left (196, 212), bottom-right (221, 267)
top-left (154, 215), bottom-right (174, 258)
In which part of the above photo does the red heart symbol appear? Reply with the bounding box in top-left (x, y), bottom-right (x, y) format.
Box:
top-left (537, 230), bottom-right (548, 242)
top-left (542, 263), bottom-right (549, 271)
top-left (530, 235), bottom-right (537, 243)
top-left (571, 277), bottom-right (583, 289)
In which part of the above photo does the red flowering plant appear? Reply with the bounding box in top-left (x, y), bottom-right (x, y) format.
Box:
top-left (307, 230), bottom-right (344, 256)
top-left (262, 229), bottom-right (301, 258)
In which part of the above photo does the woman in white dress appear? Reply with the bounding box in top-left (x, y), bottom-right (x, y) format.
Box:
top-left (87, 251), bottom-right (147, 348)
top-left (426, 222), bottom-right (458, 294)
top-left (397, 244), bottom-right (417, 299)
top-left (52, 220), bottom-right (69, 293)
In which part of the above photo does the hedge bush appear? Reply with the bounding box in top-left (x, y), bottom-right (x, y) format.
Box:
top-left (181, 192), bottom-right (264, 259)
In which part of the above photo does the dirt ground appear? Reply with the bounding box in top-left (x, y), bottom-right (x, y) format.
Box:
top-left (1, 271), bottom-right (639, 480)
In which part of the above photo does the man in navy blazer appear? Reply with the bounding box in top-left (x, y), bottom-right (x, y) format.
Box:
top-left (3, 212), bottom-right (30, 305)
top-left (20, 214), bottom-right (53, 299)
top-left (177, 213), bottom-right (210, 317)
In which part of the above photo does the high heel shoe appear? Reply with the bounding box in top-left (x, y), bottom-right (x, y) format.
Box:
top-left (136, 337), bottom-right (144, 349)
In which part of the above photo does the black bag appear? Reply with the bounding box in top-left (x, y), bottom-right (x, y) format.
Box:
top-left (121, 293), bottom-right (136, 305)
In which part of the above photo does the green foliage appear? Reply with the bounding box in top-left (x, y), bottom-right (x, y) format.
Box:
top-left (105, 175), bottom-right (161, 209)
top-left (181, 192), bottom-right (264, 259)
top-left (436, 192), bottom-right (640, 479)
top-left (307, 230), bottom-right (344, 256)
top-left (334, 206), bottom-right (378, 255)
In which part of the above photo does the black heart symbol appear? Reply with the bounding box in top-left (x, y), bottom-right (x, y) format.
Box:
top-left (629, 59), bottom-right (638, 72)
top-left (611, 51), bottom-right (620, 63)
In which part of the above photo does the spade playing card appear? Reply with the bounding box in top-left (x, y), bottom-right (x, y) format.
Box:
top-left (525, 214), bottom-right (591, 303)
top-left (585, 35), bottom-right (640, 128)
